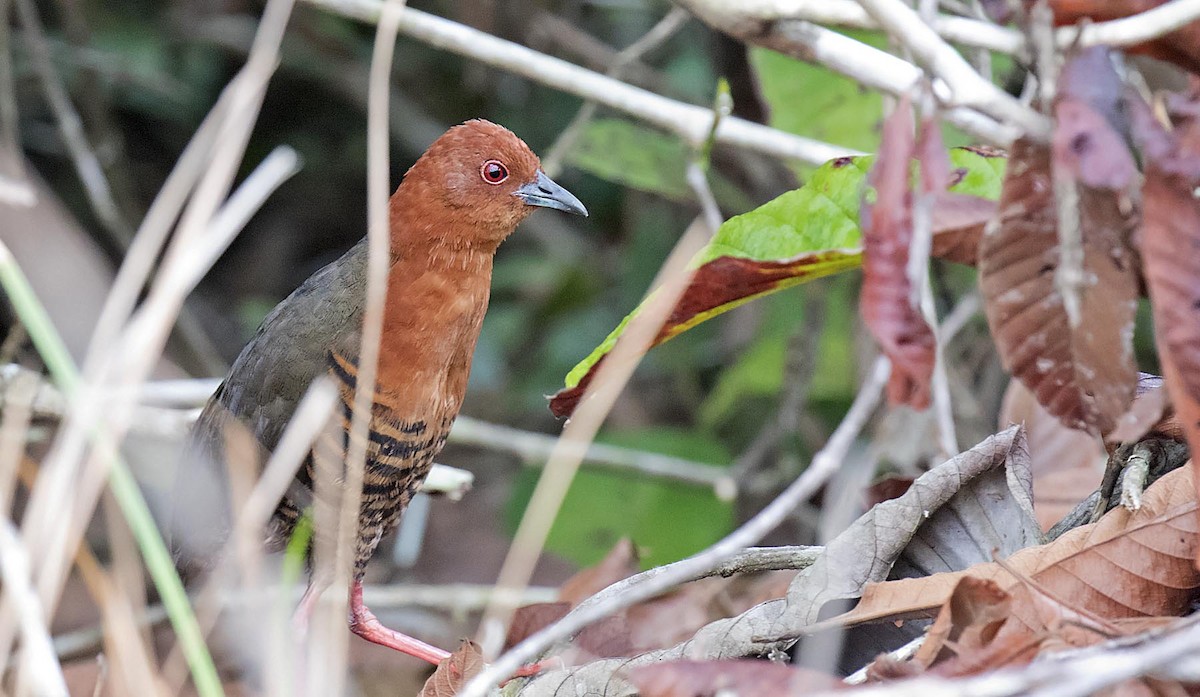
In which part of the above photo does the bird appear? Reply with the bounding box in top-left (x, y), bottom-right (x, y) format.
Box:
top-left (171, 119), bottom-right (587, 664)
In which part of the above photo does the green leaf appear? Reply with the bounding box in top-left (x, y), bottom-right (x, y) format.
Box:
top-left (506, 428), bottom-right (733, 569)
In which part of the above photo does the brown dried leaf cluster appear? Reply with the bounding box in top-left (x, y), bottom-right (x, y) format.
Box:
top-left (842, 465), bottom-right (1200, 628)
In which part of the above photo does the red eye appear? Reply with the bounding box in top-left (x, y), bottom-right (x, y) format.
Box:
top-left (480, 160), bottom-right (508, 184)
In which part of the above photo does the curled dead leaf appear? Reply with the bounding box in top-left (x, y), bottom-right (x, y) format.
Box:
top-left (419, 641), bottom-right (484, 697)
top-left (859, 99), bottom-right (936, 408)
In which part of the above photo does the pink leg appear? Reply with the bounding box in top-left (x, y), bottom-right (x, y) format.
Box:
top-left (348, 580), bottom-right (451, 665)
top-left (292, 582), bottom-right (322, 635)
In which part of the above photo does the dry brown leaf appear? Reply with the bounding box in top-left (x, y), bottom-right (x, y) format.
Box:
top-left (1108, 373), bottom-right (1183, 445)
top-left (505, 540), bottom-right (640, 657)
top-left (980, 48), bottom-right (1139, 437)
top-left (839, 464), bottom-right (1200, 627)
top-left (1134, 89), bottom-right (1200, 515)
top-left (505, 602), bottom-right (570, 652)
top-left (859, 99), bottom-right (936, 408)
top-left (419, 641), bottom-right (484, 697)
top-left (927, 192), bottom-right (998, 266)
top-left (913, 577), bottom-right (1013, 668)
top-left (626, 576), bottom-right (735, 652)
top-left (558, 538), bottom-right (639, 606)
top-left (627, 660), bottom-right (841, 697)
top-left (979, 135), bottom-right (1136, 435)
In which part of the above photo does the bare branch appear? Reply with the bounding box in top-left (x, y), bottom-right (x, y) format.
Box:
top-left (855, 0), bottom-right (1051, 139)
top-left (299, 0), bottom-right (858, 165)
top-left (464, 357), bottom-right (891, 697)
top-left (675, 0), bottom-right (1200, 58)
top-left (1072, 0), bottom-right (1200, 49)
top-left (676, 0), bottom-right (1019, 145)
top-left (12, 0), bottom-right (130, 241)
top-left (542, 7), bottom-right (690, 178)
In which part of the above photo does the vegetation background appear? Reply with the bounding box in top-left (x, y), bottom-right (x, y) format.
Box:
top-left (5, 0), bottom-right (1194, 694)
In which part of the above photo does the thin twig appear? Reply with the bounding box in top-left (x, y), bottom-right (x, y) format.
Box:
top-left (463, 357), bottom-right (891, 697)
top-left (0, 519), bottom-right (68, 697)
top-left (452, 415), bottom-right (733, 492)
top-left (675, 0), bottom-right (1019, 145)
top-left (52, 583), bottom-right (561, 662)
top-left (12, 0), bottom-right (132, 246)
top-left (475, 218), bottom-right (712, 661)
top-left (542, 7), bottom-right (689, 178)
top-left (300, 0), bottom-right (857, 166)
top-left (1071, 0), bottom-right (1200, 49)
top-left (0, 0), bottom-right (34, 206)
top-left (0, 367), bottom-right (36, 514)
top-left (855, 0), bottom-right (1051, 140)
top-left (675, 0), bottom-right (1200, 57)
top-left (308, 2), bottom-right (405, 694)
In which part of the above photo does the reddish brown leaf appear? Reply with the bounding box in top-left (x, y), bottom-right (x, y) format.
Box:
top-left (980, 50), bottom-right (1140, 436)
top-left (1109, 373), bottom-right (1184, 444)
top-left (864, 475), bottom-right (916, 508)
top-left (1135, 90), bottom-right (1200, 517)
top-left (913, 577), bottom-right (1014, 668)
top-left (505, 540), bottom-right (641, 659)
top-left (1054, 48), bottom-right (1137, 191)
top-left (558, 538), bottom-right (639, 606)
top-left (627, 660), bottom-right (841, 697)
top-left (626, 576), bottom-right (736, 651)
top-left (860, 99), bottom-right (936, 408)
top-left (504, 602), bottom-right (570, 651)
top-left (1001, 379), bottom-right (1106, 529)
top-left (928, 192), bottom-right (998, 265)
top-left (980, 135), bottom-right (1137, 434)
top-left (419, 641), bottom-right (484, 697)
top-left (548, 248), bottom-right (861, 417)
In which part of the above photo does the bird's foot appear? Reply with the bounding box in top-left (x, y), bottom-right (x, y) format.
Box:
top-left (348, 580), bottom-right (452, 665)
top-left (1091, 436), bottom-right (1190, 522)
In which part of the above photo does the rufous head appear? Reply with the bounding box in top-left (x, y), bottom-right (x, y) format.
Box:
top-left (392, 119), bottom-right (586, 249)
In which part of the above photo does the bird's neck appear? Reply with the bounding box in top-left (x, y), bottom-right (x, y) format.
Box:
top-left (369, 203), bottom-right (498, 420)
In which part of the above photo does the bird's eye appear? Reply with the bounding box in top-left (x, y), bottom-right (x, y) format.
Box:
top-left (480, 160), bottom-right (508, 184)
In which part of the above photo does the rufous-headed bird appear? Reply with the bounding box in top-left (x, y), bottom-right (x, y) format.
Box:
top-left (173, 119), bottom-right (586, 663)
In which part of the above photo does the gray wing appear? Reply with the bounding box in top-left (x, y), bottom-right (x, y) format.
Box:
top-left (170, 240), bottom-right (367, 569)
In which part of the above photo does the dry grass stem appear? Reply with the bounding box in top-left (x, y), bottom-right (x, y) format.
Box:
top-left (466, 357), bottom-right (891, 696)
top-left (0, 519), bottom-right (68, 697)
top-left (474, 216), bottom-right (712, 663)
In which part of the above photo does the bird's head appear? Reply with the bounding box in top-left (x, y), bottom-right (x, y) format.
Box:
top-left (394, 119), bottom-right (587, 249)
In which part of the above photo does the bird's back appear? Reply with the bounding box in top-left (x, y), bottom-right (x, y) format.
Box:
top-left (171, 242), bottom-right (368, 568)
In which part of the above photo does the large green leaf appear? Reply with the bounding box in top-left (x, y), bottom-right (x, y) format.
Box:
top-left (550, 148), bottom-right (1006, 418)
